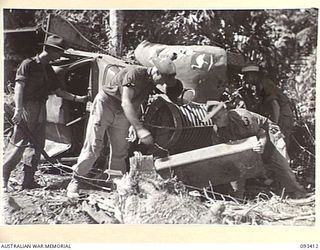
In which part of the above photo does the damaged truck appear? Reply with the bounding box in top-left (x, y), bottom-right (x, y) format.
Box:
top-left (4, 14), bottom-right (268, 196)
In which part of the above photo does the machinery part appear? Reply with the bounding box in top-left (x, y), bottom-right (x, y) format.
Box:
top-left (143, 97), bottom-right (214, 154)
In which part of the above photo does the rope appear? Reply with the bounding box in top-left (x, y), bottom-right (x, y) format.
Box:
top-left (291, 135), bottom-right (315, 158)
top-left (50, 155), bottom-right (246, 201)
top-left (303, 122), bottom-right (315, 144)
top-left (145, 123), bottom-right (215, 130)
top-left (41, 17), bottom-right (109, 54)
top-left (154, 142), bottom-right (170, 156)
top-left (43, 161), bottom-right (113, 191)
top-left (48, 162), bottom-right (111, 183)
top-left (8, 141), bottom-right (31, 149)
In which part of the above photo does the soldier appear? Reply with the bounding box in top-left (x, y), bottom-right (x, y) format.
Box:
top-left (66, 57), bottom-right (180, 198)
top-left (241, 63), bottom-right (294, 147)
top-left (203, 101), bottom-right (306, 199)
top-left (3, 35), bottom-right (88, 192)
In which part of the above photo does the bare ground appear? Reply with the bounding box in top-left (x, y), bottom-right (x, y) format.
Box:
top-left (2, 162), bottom-right (315, 226)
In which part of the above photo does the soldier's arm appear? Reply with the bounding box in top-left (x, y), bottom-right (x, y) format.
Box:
top-left (12, 81), bottom-right (25, 124)
top-left (12, 58), bottom-right (30, 124)
top-left (122, 86), bottom-right (153, 145)
top-left (261, 78), bottom-right (281, 123)
top-left (47, 65), bottom-right (88, 103)
top-left (54, 88), bottom-right (88, 103)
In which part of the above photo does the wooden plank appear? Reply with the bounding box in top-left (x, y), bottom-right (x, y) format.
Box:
top-left (154, 136), bottom-right (265, 187)
top-left (154, 136), bottom-right (260, 170)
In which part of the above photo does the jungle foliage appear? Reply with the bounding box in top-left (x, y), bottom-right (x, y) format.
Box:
top-left (4, 8), bottom-right (317, 123)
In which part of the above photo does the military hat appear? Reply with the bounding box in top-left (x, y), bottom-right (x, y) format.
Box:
top-left (152, 57), bottom-right (176, 76)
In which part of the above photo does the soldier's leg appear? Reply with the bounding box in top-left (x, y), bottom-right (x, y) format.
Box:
top-left (72, 94), bottom-right (112, 177)
top-left (266, 145), bottom-right (306, 197)
top-left (279, 114), bottom-right (294, 149)
top-left (107, 112), bottom-right (130, 175)
top-left (21, 102), bottom-right (46, 189)
top-left (67, 93), bottom-right (112, 196)
top-left (2, 125), bottom-right (29, 191)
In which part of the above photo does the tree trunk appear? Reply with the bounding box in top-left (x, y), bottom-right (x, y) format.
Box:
top-left (109, 10), bottom-right (124, 57)
top-left (113, 152), bottom-right (223, 224)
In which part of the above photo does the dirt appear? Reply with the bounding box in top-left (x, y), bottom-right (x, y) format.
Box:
top-left (2, 158), bottom-right (315, 226)
top-left (2, 165), bottom-right (94, 225)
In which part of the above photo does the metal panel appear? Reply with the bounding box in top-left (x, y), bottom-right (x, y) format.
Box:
top-left (46, 14), bottom-right (91, 51)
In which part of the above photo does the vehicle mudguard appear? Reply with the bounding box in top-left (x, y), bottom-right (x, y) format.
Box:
top-left (135, 40), bottom-right (228, 103)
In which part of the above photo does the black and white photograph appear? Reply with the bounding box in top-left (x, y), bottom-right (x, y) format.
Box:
top-left (1, 6), bottom-right (317, 231)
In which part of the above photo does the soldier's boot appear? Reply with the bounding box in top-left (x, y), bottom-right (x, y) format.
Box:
top-left (21, 166), bottom-right (42, 190)
top-left (66, 175), bottom-right (80, 199)
top-left (2, 167), bottom-right (14, 192)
